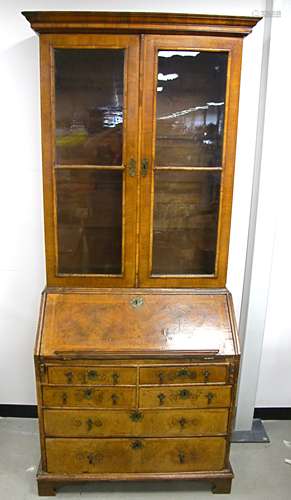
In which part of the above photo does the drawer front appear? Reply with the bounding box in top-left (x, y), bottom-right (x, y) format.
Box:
top-left (46, 437), bottom-right (226, 473)
top-left (42, 386), bottom-right (136, 408)
top-left (139, 385), bottom-right (231, 409)
top-left (44, 408), bottom-right (229, 438)
top-left (140, 364), bottom-right (228, 385)
top-left (48, 366), bottom-right (136, 385)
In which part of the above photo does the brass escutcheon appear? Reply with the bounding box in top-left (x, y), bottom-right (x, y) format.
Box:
top-left (130, 297), bottom-right (144, 309)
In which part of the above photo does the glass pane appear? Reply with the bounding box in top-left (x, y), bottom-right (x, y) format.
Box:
top-left (156, 51), bottom-right (228, 167)
top-left (56, 169), bottom-right (122, 274)
top-left (55, 49), bottom-right (124, 165)
top-left (152, 171), bottom-right (220, 275)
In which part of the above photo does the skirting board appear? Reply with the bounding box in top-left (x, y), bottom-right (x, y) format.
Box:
top-left (0, 405), bottom-right (291, 420)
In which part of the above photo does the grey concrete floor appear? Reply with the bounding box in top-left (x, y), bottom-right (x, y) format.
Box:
top-left (0, 418), bottom-right (290, 499)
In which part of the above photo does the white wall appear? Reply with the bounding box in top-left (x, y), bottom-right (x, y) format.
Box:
top-left (0, 0), bottom-right (264, 405)
top-left (255, 0), bottom-right (291, 408)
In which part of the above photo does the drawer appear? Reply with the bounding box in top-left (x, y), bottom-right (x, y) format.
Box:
top-left (42, 386), bottom-right (136, 408)
top-left (48, 366), bottom-right (136, 385)
top-left (139, 385), bottom-right (231, 409)
top-left (46, 436), bottom-right (226, 473)
top-left (44, 408), bottom-right (229, 437)
top-left (140, 364), bottom-right (228, 385)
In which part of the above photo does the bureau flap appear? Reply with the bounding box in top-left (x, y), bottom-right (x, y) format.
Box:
top-left (37, 289), bottom-right (238, 358)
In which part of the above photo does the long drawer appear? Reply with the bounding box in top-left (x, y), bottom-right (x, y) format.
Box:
top-left (48, 366), bottom-right (136, 385)
top-left (140, 364), bottom-right (228, 385)
top-left (43, 408), bottom-right (229, 437)
top-left (42, 386), bottom-right (136, 408)
top-left (46, 437), bottom-right (227, 474)
top-left (139, 385), bottom-right (232, 408)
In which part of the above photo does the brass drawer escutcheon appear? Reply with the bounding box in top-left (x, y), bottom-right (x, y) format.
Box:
top-left (206, 392), bottom-right (215, 405)
top-left (111, 393), bottom-right (119, 405)
top-left (130, 410), bottom-right (143, 422)
top-left (131, 440), bottom-right (143, 450)
top-left (178, 450), bottom-right (185, 464)
top-left (84, 389), bottom-right (93, 400)
top-left (130, 297), bottom-right (144, 309)
top-left (179, 389), bottom-right (191, 400)
top-left (112, 372), bottom-right (119, 385)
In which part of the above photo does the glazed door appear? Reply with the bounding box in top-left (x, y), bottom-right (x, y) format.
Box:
top-left (41, 35), bottom-right (139, 287)
top-left (139, 35), bottom-right (242, 287)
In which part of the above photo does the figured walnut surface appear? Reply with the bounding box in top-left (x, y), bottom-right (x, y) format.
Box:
top-left (39, 290), bottom-right (236, 357)
top-left (45, 436), bottom-right (227, 474)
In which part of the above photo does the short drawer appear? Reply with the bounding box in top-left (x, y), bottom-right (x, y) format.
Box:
top-left (42, 386), bottom-right (136, 408)
top-left (46, 436), bottom-right (226, 474)
top-left (43, 408), bottom-right (229, 438)
top-left (139, 385), bottom-right (232, 409)
top-left (140, 364), bottom-right (228, 385)
top-left (47, 366), bottom-right (136, 385)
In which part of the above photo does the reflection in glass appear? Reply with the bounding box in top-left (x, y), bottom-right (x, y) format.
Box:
top-left (156, 51), bottom-right (228, 167)
top-left (55, 49), bottom-right (124, 165)
top-left (56, 169), bottom-right (122, 274)
top-left (152, 171), bottom-right (220, 275)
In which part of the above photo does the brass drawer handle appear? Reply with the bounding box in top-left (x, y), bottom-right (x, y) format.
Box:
top-left (65, 371), bottom-right (73, 383)
top-left (206, 392), bottom-right (215, 405)
top-left (87, 417), bottom-right (103, 431)
top-left (87, 418), bottom-right (93, 431)
top-left (178, 450), bottom-right (185, 464)
top-left (87, 452), bottom-right (103, 465)
top-left (178, 417), bottom-right (187, 429)
top-left (176, 369), bottom-right (196, 380)
top-left (112, 372), bottom-right (119, 385)
top-left (62, 392), bottom-right (67, 405)
top-left (130, 410), bottom-right (143, 422)
top-left (158, 393), bottom-right (166, 405)
top-left (179, 389), bottom-right (190, 400)
top-left (131, 440), bottom-right (143, 450)
top-left (158, 371), bottom-right (164, 384)
top-left (111, 393), bottom-right (119, 405)
top-left (203, 369), bottom-right (210, 382)
top-left (84, 389), bottom-right (93, 400)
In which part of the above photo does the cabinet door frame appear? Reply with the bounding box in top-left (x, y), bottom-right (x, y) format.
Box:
top-left (40, 34), bottom-right (140, 287)
top-left (138, 35), bottom-right (243, 288)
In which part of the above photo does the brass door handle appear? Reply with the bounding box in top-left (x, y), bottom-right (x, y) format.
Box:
top-left (128, 158), bottom-right (136, 177)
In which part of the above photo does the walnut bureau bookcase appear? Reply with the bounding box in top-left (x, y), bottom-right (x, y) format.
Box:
top-left (23, 11), bottom-right (260, 496)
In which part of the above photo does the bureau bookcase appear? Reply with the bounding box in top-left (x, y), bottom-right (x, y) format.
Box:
top-left (23, 11), bottom-right (260, 496)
